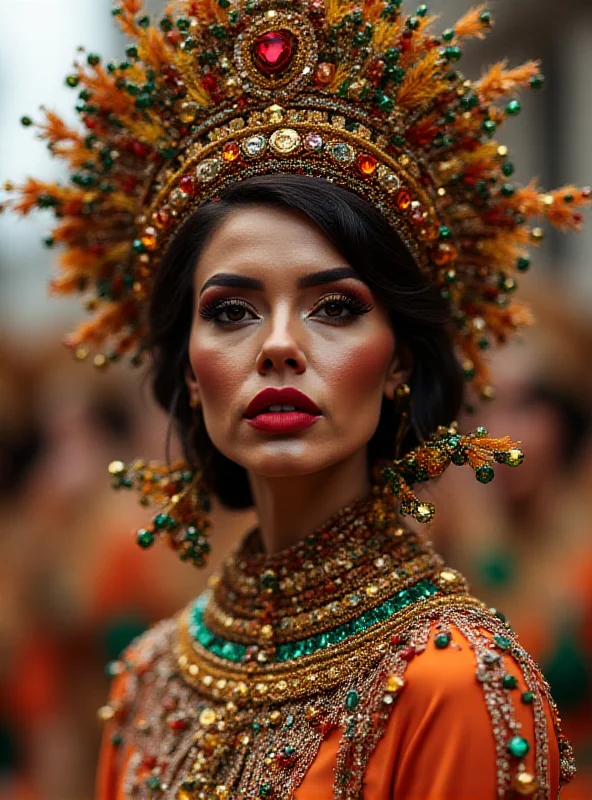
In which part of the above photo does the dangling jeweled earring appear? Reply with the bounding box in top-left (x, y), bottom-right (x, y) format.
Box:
top-left (108, 393), bottom-right (213, 568)
top-left (380, 421), bottom-right (525, 525)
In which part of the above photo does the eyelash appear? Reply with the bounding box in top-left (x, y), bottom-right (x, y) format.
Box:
top-left (199, 292), bottom-right (373, 327)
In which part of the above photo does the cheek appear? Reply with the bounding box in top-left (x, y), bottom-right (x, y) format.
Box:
top-left (324, 328), bottom-right (395, 404)
top-left (188, 332), bottom-right (244, 402)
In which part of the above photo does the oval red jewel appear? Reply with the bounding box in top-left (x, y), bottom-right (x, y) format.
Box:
top-left (252, 30), bottom-right (295, 76)
top-left (179, 174), bottom-right (196, 195)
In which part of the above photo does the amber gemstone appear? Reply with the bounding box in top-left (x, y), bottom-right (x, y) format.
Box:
top-left (152, 208), bottom-right (173, 230)
top-left (431, 242), bottom-right (458, 266)
top-left (315, 62), bottom-right (336, 86)
top-left (396, 189), bottom-right (412, 211)
top-left (356, 153), bottom-right (377, 176)
top-left (252, 30), bottom-right (295, 76)
top-left (140, 227), bottom-right (157, 251)
top-left (222, 142), bottom-right (240, 162)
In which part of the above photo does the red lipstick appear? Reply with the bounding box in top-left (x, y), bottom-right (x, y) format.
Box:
top-left (244, 387), bottom-right (322, 434)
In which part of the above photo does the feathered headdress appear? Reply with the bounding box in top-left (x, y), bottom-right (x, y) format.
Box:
top-left (2, 0), bottom-right (589, 399)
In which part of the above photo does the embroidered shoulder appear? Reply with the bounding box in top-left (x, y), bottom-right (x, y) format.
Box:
top-left (338, 599), bottom-right (575, 800)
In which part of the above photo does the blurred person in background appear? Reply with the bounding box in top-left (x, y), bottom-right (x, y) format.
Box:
top-left (0, 338), bottom-right (254, 799)
top-left (429, 276), bottom-right (592, 799)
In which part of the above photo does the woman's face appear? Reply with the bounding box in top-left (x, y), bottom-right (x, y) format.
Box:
top-left (186, 205), bottom-right (406, 479)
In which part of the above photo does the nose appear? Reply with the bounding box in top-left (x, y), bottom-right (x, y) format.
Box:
top-left (255, 305), bottom-right (307, 375)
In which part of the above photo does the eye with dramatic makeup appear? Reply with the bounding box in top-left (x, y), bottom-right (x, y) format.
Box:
top-left (198, 291), bottom-right (374, 327)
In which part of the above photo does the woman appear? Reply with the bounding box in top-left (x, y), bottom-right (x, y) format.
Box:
top-left (5, 0), bottom-right (589, 797)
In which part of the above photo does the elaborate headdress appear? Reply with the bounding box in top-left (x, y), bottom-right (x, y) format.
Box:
top-left (3, 0), bottom-right (589, 554)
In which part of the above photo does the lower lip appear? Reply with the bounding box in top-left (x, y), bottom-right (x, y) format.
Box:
top-left (245, 411), bottom-right (321, 433)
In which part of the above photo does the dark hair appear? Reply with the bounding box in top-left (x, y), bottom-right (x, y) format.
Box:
top-left (149, 174), bottom-right (464, 509)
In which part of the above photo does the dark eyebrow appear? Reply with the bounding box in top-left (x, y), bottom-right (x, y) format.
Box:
top-left (198, 266), bottom-right (361, 297)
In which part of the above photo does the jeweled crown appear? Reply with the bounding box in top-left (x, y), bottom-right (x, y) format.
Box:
top-left (2, 0), bottom-right (590, 399)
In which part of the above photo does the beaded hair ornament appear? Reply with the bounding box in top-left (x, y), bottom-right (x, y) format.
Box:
top-left (2, 0), bottom-right (589, 559)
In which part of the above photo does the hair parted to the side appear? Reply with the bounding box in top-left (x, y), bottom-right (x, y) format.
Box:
top-left (148, 174), bottom-right (464, 510)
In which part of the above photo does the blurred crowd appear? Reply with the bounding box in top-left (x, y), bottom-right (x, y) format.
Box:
top-left (0, 336), bottom-right (255, 800)
top-left (0, 277), bottom-right (590, 800)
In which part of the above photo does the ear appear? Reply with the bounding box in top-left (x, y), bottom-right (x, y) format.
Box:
top-left (185, 364), bottom-right (200, 404)
top-left (383, 343), bottom-right (413, 402)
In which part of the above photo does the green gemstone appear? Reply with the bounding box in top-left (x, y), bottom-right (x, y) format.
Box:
top-left (126, 45), bottom-right (139, 60)
top-left (132, 239), bottom-right (147, 254)
top-left (377, 94), bottom-right (394, 112)
top-left (530, 74), bottom-right (545, 90)
top-left (145, 776), bottom-right (161, 790)
top-left (517, 256), bottom-right (530, 272)
top-left (384, 47), bottom-right (400, 65)
top-left (501, 162), bottom-right (515, 177)
top-left (475, 465), bottom-right (495, 484)
top-left (506, 100), bottom-right (521, 116)
top-left (435, 633), bottom-right (451, 649)
top-left (442, 28), bottom-right (455, 42)
top-left (136, 528), bottom-right (155, 549)
top-left (482, 119), bottom-right (496, 135)
top-left (564, 193), bottom-right (574, 203)
top-left (444, 46), bottom-right (461, 62)
top-left (346, 690), bottom-right (360, 709)
top-left (20, 116), bottom-right (33, 126)
top-left (261, 570), bottom-right (279, 593)
top-left (521, 691), bottom-right (534, 705)
top-left (65, 75), bottom-right (79, 88)
top-left (508, 736), bottom-right (530, 758)
top-left (160, 16), bottom-right (174, 31)
top-left (406, 16), bottom-right (420, 30)
top-left (135, 94), bottom-right (154, 110)
top-left (218, 0), bottom-right (231, 7)
top-left (500, 183), bottom-right (516, 197)
top-left (502, 674), bottom-right (518, 689)
top-left (438, 225), bottom-right (452, 240)
top-left (138, 15), bottom-right (150, 28)
top-left (44, 236), bottom-right (54, 247)
top-left (416, 5), bottom-right (428, 17)
top-left (111, 733), bottom-right (123, 746)
top-left (494, 634), bottom-right (512, 650)
top-left (479, 11), bottom-right (492, 25)
top-left (259, 783), bottom-right (271, 797)
top-left (460, 93), bottom-right (479, 110)
top-left (87, 53), bottom-right (101, 66)
top-left (153, 513), bottom-right (170, 530)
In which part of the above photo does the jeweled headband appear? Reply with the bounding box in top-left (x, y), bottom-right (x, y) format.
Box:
top-left (2, 0), bottom-right (590, 400)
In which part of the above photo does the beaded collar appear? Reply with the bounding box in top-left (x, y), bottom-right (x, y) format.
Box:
top-left (105, 487), bottom-right (576, 799)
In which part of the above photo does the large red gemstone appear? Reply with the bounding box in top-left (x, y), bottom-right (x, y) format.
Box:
top-left (252, 29), bottom-right (295, 76)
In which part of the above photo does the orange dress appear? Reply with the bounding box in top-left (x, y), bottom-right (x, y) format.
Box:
top-left (96, 496), bottom-right (573, 799)
top-left (97, 623), bottom-right (561, 799)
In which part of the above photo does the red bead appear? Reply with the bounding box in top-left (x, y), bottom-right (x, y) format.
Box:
top-left (252, 30), bottom-right (295, 75)
top-left (179, 174), bottom-right (196, 195)
top-left (167, 718), bottom-right (187, 731)
top-left (201, 74), bottom-right (218, 95)
top-left (410, 209), bottom-right (425, 227)
top-left (142, 755), bottom-right (157, 769)
top-left (132, 141), bottom-right (151, 158)
top-left (391, 634), bottom-right (404, 646)
top-left (121, 176), bottom-right (138, 193)
top-left (400, 647), bottom-right (416, 662)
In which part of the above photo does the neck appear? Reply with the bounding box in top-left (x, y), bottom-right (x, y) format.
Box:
top-left (247, 448), bottom-right (372, 555)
